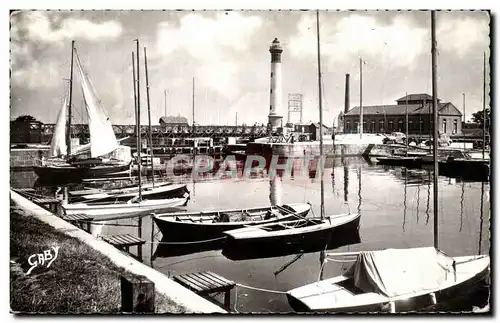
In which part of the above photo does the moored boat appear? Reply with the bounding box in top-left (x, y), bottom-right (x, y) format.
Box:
top-left (72, 182), bottom-right (189, 202)
top-left (223, 212), bottom-right (360, 250)
top-left (286, 247), bottom-right (490, 313)
top-left (152, 203), bottom-right (311, 242)
top-left (376, 156), bottom-right (424, 168)
top-left (60, 195), bottom-right (189, 220)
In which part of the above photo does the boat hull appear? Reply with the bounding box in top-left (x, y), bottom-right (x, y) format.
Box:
top-left (61, 197), bottom-right (188, 220)
top-left (153, 204), bottom-right (311, 242)
top-left (376, 157), bottom-right (424, 168)
top-left (33, 165), bottom-right (86, 183)
top-left (34, 161), bottom-right (131, 183)
top-left (73, 184), bottom-right (189, 203)
top-left (225, 213), bottom-right (361, 251)
top-left (287, 256), bottom-right (490, 313)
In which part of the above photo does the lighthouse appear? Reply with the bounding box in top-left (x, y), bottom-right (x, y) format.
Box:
top-left (268, 38), bottom-right (284, 131)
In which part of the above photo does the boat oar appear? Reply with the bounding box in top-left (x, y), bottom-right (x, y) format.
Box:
top-left (274, 253), bottom-right (304, 276)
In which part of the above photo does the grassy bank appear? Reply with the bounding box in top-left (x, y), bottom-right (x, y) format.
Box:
top-left (10, 204), bottom-right (185, 314)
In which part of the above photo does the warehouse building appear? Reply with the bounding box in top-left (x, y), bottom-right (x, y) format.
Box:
top-left (342, 93), bottom-right (462, 135)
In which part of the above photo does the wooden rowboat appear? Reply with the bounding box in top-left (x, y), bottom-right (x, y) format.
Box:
top-left (223, 212), bottom-right (360, 250)
top-left (152, 203), bottom-right (311, 242)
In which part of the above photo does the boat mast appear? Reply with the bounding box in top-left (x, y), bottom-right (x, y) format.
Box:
top-left (316, 10), bottom-right (324, 220)
top-left (482, 52), bottom-right (486, 159)
top-left (405, 92), bottom-right (409, 153)
top-left (66, 40), bottom-right (75, 158)
top-left (463, 93), bottom-right (466, 151)
top-left (164, 89), bottom-right (167, 118)
top-left (135, 39), bottom-right (142, 201)
top-left (359, 58), bottom-right (363, 139)
top-left (431, 11), bottom-right (439, 249)
top-left (144, 47), bottom-right (155, 187)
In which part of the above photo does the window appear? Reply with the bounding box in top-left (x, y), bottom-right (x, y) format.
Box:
top-left (398, 120), bottom-right (403, 132)
top-left (379, 120), bottom-right (384, 133)
top-left (409, 120), bottom-right (413, 132)
top-left (442, 119), bottom-right (447, 133)
top-left (346, 122), bottom-right (351, 132)
top-left (371, 121), bottom-right (375, 133)
top-left (355, 122), bottom-right (359, 133)
top-left (388, 121), bottom-right (393, 131)
top-left (453, 119), bottom-right (458, 134)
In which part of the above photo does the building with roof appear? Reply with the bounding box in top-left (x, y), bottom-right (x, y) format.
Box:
top-left (342, 93), bottom-right (462, 135)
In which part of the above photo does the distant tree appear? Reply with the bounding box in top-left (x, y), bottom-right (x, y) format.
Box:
top-left (14, 115), bottom-right (37, 122)
top-left (471, 108), bottom-right (491, 132)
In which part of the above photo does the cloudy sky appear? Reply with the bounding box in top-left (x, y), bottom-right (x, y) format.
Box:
top-left (10, 10), bottom-right (490, 127)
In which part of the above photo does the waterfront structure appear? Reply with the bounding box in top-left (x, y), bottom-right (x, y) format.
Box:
top-left (268, 38), bottom-right (284, 131)
top-left (159, 116), bottom-right (190, 131)
top-left (10, 116), bottom-right (43, 144)
top-left (293, 123), bottom-right (330, 141)
top-left (343, 93), bottom-right (463, 135)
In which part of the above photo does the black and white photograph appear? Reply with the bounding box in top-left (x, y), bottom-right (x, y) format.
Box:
top-left (8, 5), bottom-right (491, 315)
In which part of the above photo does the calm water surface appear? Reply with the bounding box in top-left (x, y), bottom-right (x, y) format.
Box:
top-left (11, 156), bottom-right (490, 313)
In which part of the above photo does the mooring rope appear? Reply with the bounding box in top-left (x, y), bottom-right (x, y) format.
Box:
top-left (146, 236), bottom-right (227, 245)
top-left (234, 282), bottom-right (287, 294)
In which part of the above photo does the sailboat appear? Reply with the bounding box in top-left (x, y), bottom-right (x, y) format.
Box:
top-left (223, 11), bottom-right (360, 251)
top-left (286, 11), bottom-right (490, 313)
top-left (59, 41), bottom-right (189, 219)
top-left (33, 41), bottom-right (131, 182)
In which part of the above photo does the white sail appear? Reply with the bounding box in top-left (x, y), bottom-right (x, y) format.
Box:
top-left (49, 94), bottom-right (68, 157)
top-left (75, 51), bottom-right (118, 158)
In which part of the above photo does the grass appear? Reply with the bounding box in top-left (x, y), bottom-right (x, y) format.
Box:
top-left (10, 204), bottom-right (185, 314)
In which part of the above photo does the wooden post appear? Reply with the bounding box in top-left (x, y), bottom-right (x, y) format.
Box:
top-left (121, 274), bottom-right (155, 313)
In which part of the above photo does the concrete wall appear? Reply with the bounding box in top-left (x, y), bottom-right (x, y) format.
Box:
top-left (10, 148), bottom-right (49, 169)
top-left (10, 191), bottom-right (226, 313)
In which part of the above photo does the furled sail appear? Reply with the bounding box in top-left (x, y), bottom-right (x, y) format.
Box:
top-left (49, 93), bottom-right (68, 157)
top-left (74, 50), bottom-right (118, 158)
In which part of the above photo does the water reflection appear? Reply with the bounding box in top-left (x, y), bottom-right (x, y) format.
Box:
top-left (269, 175), bottom-right (283, 206)
top-left (460, 181), bottom-right (465, 232)
top-left (403, 168), bottom-right (407, 232)
top-left (479, 181), bottom-right (485, 255)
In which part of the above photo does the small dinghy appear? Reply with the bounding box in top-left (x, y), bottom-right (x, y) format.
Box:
top-left (286, 247), bottom-right (490, 313)
top-left (223, 212), bottom-right (360, 250)
top-left (60, 195), bottom-right (189, 220)
top-left (376, 156), bottom-right (424, 168)
top-left (71, 182), bottom-right (189, 202)
top-left (152, 203), bottom-right (311, 242)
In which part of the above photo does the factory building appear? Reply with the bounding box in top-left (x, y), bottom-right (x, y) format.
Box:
top-left (342, 93), bottom-right (463, 135)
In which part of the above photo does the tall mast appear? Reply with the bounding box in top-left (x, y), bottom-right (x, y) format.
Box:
top-left (359, 58), bottom-right (363, 139)
top-left (316, 10), bottom-right (324, 220)
top-left (66, 40), bottom-right (75, 158)
top-left (135, 39), bottom-right (142, 201)
top-left (463, 93), bottom-right (466, 151)
top-left (132, 52), bottom-right (138, 146)
top-left (482, 52), bottom-right (486, 159)
top-left (144, 47), bottom-right (155, 187)
top-left (164, 89), bottom-right (167, 118)
top-left (431, 11), bottom-right (439, 249)
top-left (192, 77), bottom-right (195, 129)
top-left (405, 92), bottom-right (409, 152)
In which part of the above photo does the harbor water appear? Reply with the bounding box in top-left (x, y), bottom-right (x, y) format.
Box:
top-left (10, 156), bottom-right (490, 313)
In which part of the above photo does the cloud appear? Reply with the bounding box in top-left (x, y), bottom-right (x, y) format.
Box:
top-left (10, 11), bottom-right (124, 90)
top-left (155, 12), bottom-right (263, 101)
top-left (11, 11), bottom-right (123, 45)
top-left (437, 15), bottom-right (490, 58)
top-left (289, 13), bottom-right (428, 69)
